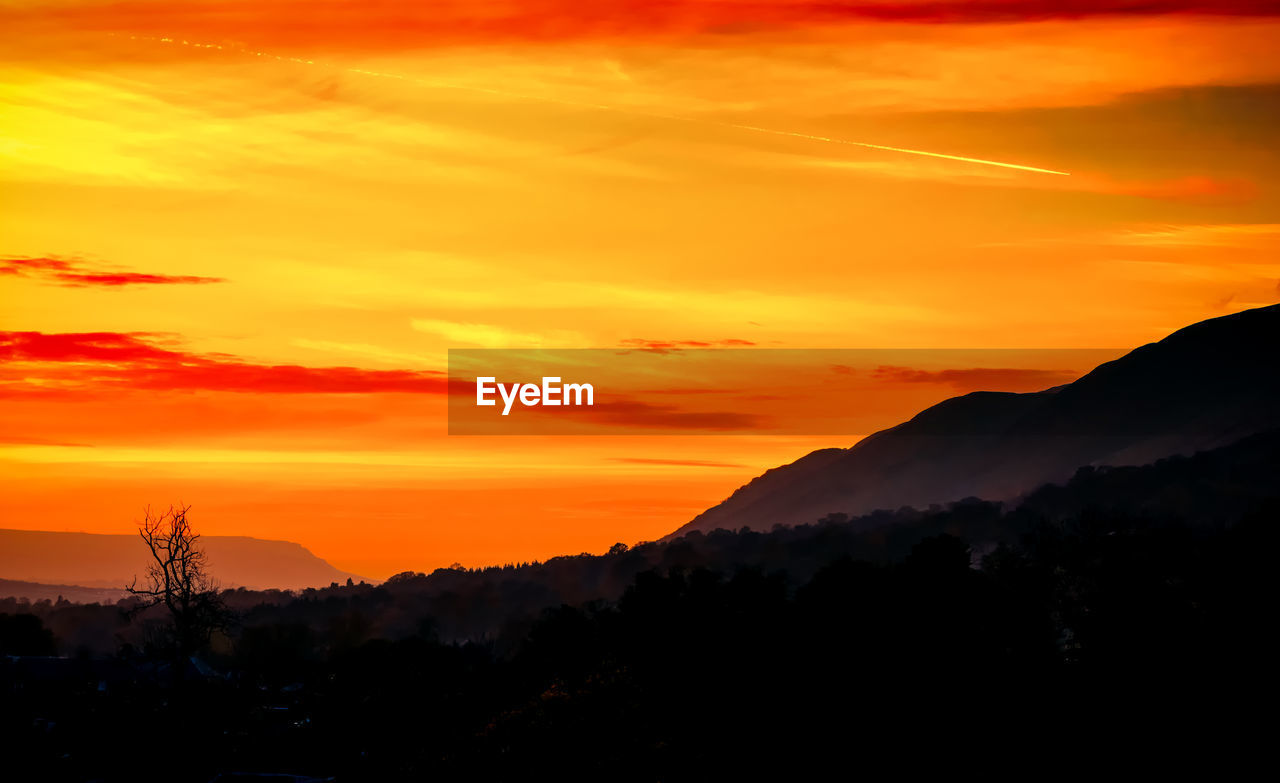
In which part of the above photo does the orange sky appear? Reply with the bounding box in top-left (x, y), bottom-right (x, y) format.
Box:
top-left (2, 1), bottom-right (1279, 578)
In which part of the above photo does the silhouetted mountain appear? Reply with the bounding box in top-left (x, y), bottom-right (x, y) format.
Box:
top-left (0, 529), bottom-right (365, 592)
top-left (671, 304), bottom-right (1280, 537)
top-left (7, 428), bottom-right (1277, 779)
top-left (16, 427), bottom-right (1275, 663)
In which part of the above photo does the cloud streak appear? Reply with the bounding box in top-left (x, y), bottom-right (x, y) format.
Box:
top-left (1106, 223), bottom-right (1280, 247)
top-left (0, 332), bottom-right (447, 394)
top-left (619, 338), bottom-right (757, 354)
top-left (609, 457), bottom-right (748, 468)
top-left (1, 256), bottom-right (224, 287)
top-left (871, 365), bottom-right (1080, 391)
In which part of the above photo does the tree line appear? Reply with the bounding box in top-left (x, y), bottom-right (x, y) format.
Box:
top-left (3, 429), bottom-right (1278, 779)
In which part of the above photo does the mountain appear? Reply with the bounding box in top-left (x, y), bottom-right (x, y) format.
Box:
top-left (0, 529), bottom-right (365, 593)
top-left (670, 304), bottom-right (1280, 538)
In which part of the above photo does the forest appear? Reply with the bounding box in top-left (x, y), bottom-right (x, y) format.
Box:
top-left (3, 429), bottom-right (1278, 780)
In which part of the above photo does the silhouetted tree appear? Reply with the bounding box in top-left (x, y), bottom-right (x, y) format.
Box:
top-left (0, 613), bottom-right (56, 656)
top-left (126, 504), bottom-right (229, 661)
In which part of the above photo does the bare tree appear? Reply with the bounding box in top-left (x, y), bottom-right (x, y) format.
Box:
top-left (127, 504), bottom-right (229, 660)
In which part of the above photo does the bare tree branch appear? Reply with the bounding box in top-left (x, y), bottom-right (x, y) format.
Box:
top-left (125, 504), bottom-right (230, 660)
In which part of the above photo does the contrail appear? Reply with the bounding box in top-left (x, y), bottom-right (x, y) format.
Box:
top-left (712, 123), bottom-right (1071, 176)
top-left (119, 35), bottom-right (1070, 177)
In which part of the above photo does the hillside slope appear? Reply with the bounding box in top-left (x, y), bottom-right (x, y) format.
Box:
top-left (670, 304), bottom-right (1280, 537)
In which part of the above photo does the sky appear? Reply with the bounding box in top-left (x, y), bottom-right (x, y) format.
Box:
top-left (2, 1), bottom-right (1279, 578)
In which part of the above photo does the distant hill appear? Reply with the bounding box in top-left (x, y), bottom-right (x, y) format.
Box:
top-left (0, 529), bottom-right (365, 593)
top-left (671, 304), bottom-right (1280, 538)
top-left (0, 579), bottom-right (128, 605)
top-left (14, 428), bottom-right (1279, 653)
top-left (360, 427), bottom-right (1280, 645)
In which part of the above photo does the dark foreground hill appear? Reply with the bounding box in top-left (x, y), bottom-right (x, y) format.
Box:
top-left (0, 529), bottom-right (364, 592)
top-left (671, 303), bottom-right (1280, 537)
top-left (5, 429), bottom-right (1276, 779)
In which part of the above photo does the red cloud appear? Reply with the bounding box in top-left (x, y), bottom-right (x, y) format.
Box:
top-left (813, 1), bottom-right (1280, 24)
top-left (871, 365), bottom-right (1079, 391)
top-left (1, 256), bottom-right (224, 287)
top-left (0, 331), bottom-right (447, 394)
top-left (0, 257), bottom-right (75, 273)
top-left (0, 331), bottom-right (182, 363)
top-left (11, 2), bottom-right (1277, 55)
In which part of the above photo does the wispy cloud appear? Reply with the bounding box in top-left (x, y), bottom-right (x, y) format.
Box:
top-left (0, 331), bottom-right (447, 395)
top-left (1103, 223), bottom-right (1280, 247)
top-left (982, 223), bottom-right (1280, 251)
top-left (0, 255), bottom-right (224, 287)
top-left (411, 319), bottom-right (586, 348)
top-left (809, 156), bottom-right (1258, 202)
top-left (871, 365), bottom-right (1079, 391)
top-left (609, 457), bottom-right (748, 468)
top-left (292, 339), bottom-right (439, 368)
top-left (619, 338), bottom-right (756, 354)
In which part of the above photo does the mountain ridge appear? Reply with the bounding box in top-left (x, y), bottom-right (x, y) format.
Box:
top-left (0, 528), bottom-right (367, 592)
top-left (668, 303), bottom-right (1280, 538)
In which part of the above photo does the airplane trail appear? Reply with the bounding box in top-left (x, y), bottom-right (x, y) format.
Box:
top-left (714, 123), bottom-right (1071, 176)
top-left (120, 35), bottom-right (1071, 177)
